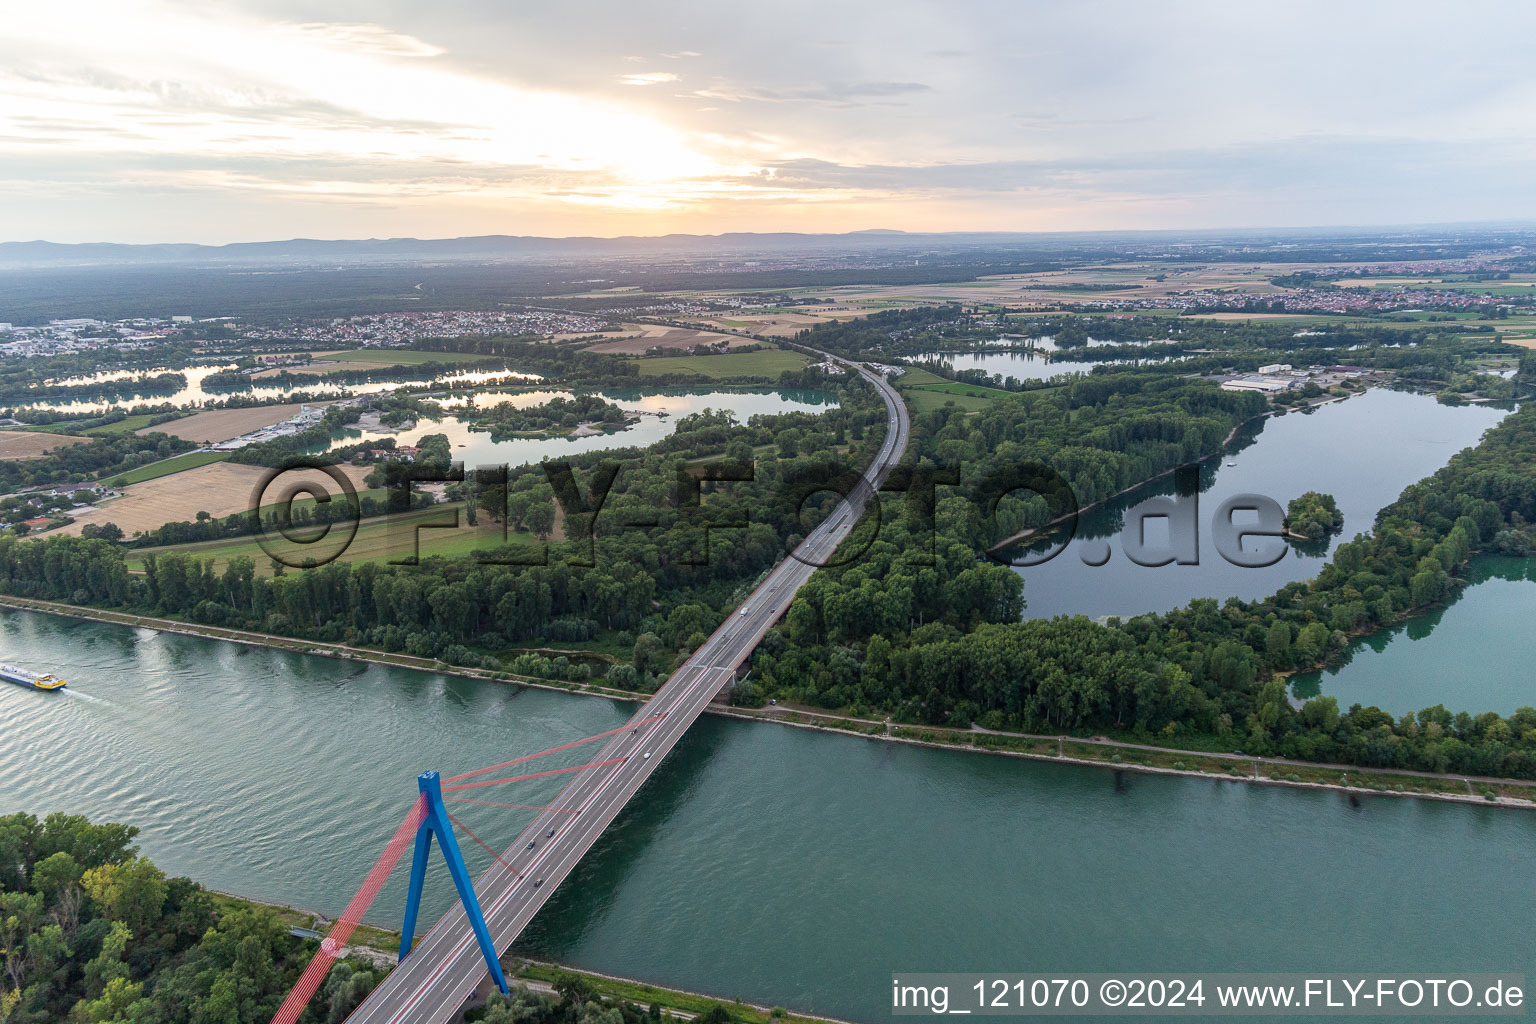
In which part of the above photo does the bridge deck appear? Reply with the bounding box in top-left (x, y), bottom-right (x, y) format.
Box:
top-left (347, 358), bottom-right (908, 1024)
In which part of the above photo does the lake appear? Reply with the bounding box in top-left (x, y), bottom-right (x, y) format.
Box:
top-left (318, 388), bottom-right (839, 468)
top-left (1292, 555), bottom-right (1536, 716)
top-left (18, 363), bottom-right (542, 415)
top-left (1011, 389), bottom-right (1510, 621)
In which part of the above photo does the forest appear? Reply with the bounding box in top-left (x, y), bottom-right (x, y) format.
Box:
top-left (0, 376), bottom-right (884, 689)
top-left (0, 811), bottom-right (714, 1024)
top-left (1284, 491), bottom-right (1344, 541)
top-left (0, 811), bottom-right (376, 1024)
top-left (753, 389), bottom-right (1536, 779)
top-left (465, 394), bottom-right (631, 439)
top-left (0, 433), bottom-right (196, 494)
top-left (0, 321), bottom-right (1531, 778)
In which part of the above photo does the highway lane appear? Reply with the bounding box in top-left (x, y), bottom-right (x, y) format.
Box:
top-left (347, 356), bottom-right (908, 1024)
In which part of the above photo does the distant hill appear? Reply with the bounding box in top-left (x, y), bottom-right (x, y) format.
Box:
top-left (0, 230), bottom-right (1013, 268)
top-left (0, 226), bottom-right (1363, 268)
top-left (8, 222), bottom-right (1536, 269)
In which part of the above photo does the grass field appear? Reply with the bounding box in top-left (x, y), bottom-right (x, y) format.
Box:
top-left (900, 388), bottom-right (995, 413)
top-left (894, 367), bottom-right (950, 386)
top-left (127, 505), bottom-right (539, 574)
top-left (912, 379), bottom-right (1015, 399)
top-left (313, 349), bottom-right (493, 367)
top-left (896, 366), bottom-right (1013, 413)
top-left (633, 349), bottom-right (809, 378)
top-left (83, 413), bottom-right (180, 436)
top-left (112, 450), bottom-right (230, 485)
top-left (514, 962), bottom-right (827, 1024)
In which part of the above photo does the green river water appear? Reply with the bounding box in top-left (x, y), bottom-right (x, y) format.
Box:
top-left (0, 611), bottom-right (1529, 1022)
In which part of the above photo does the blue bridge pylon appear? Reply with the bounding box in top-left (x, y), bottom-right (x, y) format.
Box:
top-left (399, 770), bottom-right (510, 994)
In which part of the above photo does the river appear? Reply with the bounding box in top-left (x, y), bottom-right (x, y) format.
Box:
top-left (0, 610), bottom-right (1529, 1023)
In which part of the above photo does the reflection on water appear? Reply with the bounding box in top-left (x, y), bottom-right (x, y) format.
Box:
top-left (1292, 555), bottom-right (1536, 715)
top-left (909, 348), bottom-right (1101, 382)
top-left (319, 388), bottom-right (838, 469)
top-left (0, 610), bottom-right (1530, 1023)
top-left (909, 336), bottom-right (1168, 385)
top-left (18, 363), bottom-right (542, 415)
top-left (1007, 389), bottom-right (1509, 621)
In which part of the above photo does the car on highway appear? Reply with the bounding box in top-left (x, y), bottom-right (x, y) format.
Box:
top-left (533, 878), bottom-right (543, 887)
top-left (643, 751), bottom-right (652, 759)
top-left (546, 827), bottom-right (555, 837)
top-left (526, 841), bottom-right (535, 850)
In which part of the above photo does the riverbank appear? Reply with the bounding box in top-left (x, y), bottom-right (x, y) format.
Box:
top-left (1, 593), bottom-right (1530, 810)
top-left (212, 888), bottom-right (853, 1024)
top-left (713, 706), bottom-right (1536, 810)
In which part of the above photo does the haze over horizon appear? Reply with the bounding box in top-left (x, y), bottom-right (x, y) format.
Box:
top-left (8, 0), bottom-right (1536, 245)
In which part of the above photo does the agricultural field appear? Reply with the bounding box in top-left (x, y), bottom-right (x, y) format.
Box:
top-left (59, 462), bottom-right (374, 539)
top-left (125, 504), bottom-right (539, 575)
top-left (0, 430), bottom-right (87, 459)
top-left (663, 307), bottom-right (837, 338)
top-left (633, 348), bottom-right (810, 378)
top-left (138, 402), bottom-right (331, 443)
top-left (110, 451), bottom-right (230, 486)
top-left (252, 349), bottom-right (494, 376)
top-left (82, 413), bottom-right (184, 436)
top-left (581, 322), bottom-right (755, 354)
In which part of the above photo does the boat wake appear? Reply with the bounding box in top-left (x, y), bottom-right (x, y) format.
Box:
top-left (60, 689), bottom-right (108, 705)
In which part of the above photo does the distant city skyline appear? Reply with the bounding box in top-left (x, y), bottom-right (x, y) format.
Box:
top-left (7, 0), bottom-right (1536, 244)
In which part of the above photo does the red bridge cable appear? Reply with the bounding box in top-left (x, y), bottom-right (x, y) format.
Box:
top-left (446, 812), bottom-right (524, 880)
top-left (269, 796), bottom-right (427, 1024)
top-left (445, 797), bottom-right (578, 813)
top-left (444, 721), bottom-right (642, 783)
top-left (441, 757), bottom-right (628, 794)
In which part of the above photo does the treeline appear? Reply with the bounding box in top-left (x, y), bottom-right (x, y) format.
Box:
top-left (793, 305), bottom-right (966, 360)
top-left (218, 360), bottom-right (500, 391)
top-left (467, 394), bottom-right (630, 438)
top-left (0, 381), bottom-right (878, 688)
top-left (0, 342), bottom-right (201, 391)
top-left (8, 408), bottom-right (187, 433)
top-left (795, 305), bottom-right (1514, 376)
top-left (0, 372), bottom-right (187, 407)
top-left (753, 390), bottom-right (1536, 779)
top-left (0, 433), bottom-right (197, 494)
top-left (0, 810), bottom-right (377, 1023)
top-left (224, 405), bottom-right (365, 466)
top-left (468, 973), bottom-right (719, 1024)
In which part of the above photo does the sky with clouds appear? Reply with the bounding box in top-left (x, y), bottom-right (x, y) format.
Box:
top-left (5, 0), bottom-right (1535, 243)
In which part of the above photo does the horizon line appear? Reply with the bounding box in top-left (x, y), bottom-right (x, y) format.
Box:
top-left (8, 217), bottom-right (1536, 250)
